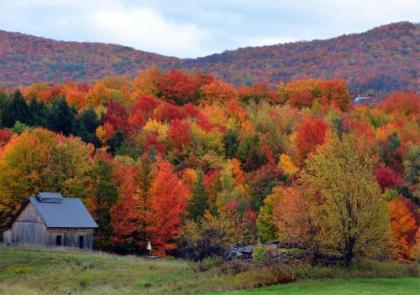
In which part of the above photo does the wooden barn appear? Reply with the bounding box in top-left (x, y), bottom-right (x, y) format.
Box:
top-left (2, 192), bottom-right (97, 249)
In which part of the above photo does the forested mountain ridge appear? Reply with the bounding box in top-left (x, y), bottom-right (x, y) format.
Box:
top-left (0, 22), bottom-right (418, 97)
top-left (183, 22), bottom-right (419, 97)
top-left (0, 30), bottom-right (179, 85)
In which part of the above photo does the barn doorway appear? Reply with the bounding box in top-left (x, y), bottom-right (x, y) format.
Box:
top-left (79, 235), bottom-right (84, 249)
top-left (56, 235), bottom-right (62, 246)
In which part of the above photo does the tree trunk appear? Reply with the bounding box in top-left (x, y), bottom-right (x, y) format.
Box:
top-left (345, 237), bottom-right (355, 267)
top-left (311, 243), bottom-right (320, 265)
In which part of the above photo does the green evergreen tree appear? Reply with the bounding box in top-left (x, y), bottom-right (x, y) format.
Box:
top-left (403, 144), bottom-right (420, 204)
top-left (75, 108), bottom-right (101, 146)
top-left (0, 91), bottom-right (9, 128)
top-left (47, 99), bottom-right (76, 135)
top-left (108, 130), bottom-right (125, 155)
top-left (28, 98), bottom-right (49, 127)
top-left (236, 135), bottom-right (266, 171)
top-left (2, 91), bottom-right (31, 128)
top-left (92, 158), bottom-right (118, 250)
top-left (80, 108), bottom-right (100, 134)
top-left (223, 129), bottom-right (239, 158)
top-left (187, 171), bottom-right (208, 221)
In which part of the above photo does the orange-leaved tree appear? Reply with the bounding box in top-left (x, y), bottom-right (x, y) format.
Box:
top-left (272, 186), bottom-right (312, 244)
top-left (147, 161), bottom-right (190, 254)
top-left (388, 198), bottom-right (418, 261)
top-left (110, 162), bottom-right (142, 251)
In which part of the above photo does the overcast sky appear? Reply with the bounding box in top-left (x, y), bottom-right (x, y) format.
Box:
top-left (0, 0), bottom-right (419, 58)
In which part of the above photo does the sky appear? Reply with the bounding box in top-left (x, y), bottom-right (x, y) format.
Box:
top-left (0, 0), bottom-right (419, 58)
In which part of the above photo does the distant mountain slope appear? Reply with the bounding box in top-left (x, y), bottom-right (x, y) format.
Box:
top-left (181, 22), bottom-right (419, 97)
top-left (0, 22), bottom-right (418, 97)
top-left (0, 30), bottom-right (179, 85)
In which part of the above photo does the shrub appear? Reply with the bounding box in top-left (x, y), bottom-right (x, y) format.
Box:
top-left (219, 259), bottom-right (251, 275)
top-left (252, 242), bottom-right (266, 264)
top-left (194, 256), bottom-right (223, 272)
top-left (228, 264), bottom-right (295, 290)
top-left (177, 217), bottom-right (234, 261)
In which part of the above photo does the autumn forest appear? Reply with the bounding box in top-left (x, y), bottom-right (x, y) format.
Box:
top-left (0, 66), bottom-right (418, 268)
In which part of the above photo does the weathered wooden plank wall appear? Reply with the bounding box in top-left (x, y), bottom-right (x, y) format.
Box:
top-left (11, 203), bottom-right (48, 246)
top-left (5, 203), bottom-right (95, 249)
top-left (47, 228), bottom-right (94, 249)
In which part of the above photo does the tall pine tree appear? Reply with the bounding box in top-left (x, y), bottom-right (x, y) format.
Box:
top-left (47, 99), bottom-right (76, 135)
top-left (91, 157), bottom-right (118, 250)
top-left (187, 171), bottom-right (208, 221)
top-left (2, 91), bottom-right (32, 128)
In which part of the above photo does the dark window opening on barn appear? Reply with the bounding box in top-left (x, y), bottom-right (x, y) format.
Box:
top-left (56, 235), bottom-right (62, 246)
top-left (79, 236), bottom-right (84, 249)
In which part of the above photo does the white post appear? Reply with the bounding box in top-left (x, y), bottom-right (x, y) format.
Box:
top-left (147, 241), bottom-right (152, 256)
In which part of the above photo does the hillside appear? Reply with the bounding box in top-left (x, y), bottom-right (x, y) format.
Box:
top-left (0, 248), bottom-right (418, 295)
top-left (182, 22), bottom-right (419, 97)
top-left (0, 30), bottom-right (179, 85)
top-left (0, 22), bottom-right (418, 97)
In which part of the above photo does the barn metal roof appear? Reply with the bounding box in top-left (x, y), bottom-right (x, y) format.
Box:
top-left (37, 192), bottom-right (64, 203)
top-left (29, 193), bottom-right (98, 228)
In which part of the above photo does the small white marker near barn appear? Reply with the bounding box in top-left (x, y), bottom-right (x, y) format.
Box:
top-left (147, 240), bottom-right (152, 255)
top-left (145, 240), bottom-right (158, 260)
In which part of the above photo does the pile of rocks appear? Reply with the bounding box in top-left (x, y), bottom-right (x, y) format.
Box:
top-left (224, 244), bottom-right (255, 260)
top-left (224, 241), bottom-right (341, 265)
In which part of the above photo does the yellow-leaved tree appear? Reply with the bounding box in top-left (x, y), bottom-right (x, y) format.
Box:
top-left (256, 188), bottom-right (282, 242)
top-left (301, 132), bottom-right (390, 266)
top-left (278, 153), bottom-right (299, 176)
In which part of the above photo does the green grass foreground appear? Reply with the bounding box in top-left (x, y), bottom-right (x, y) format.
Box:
top-left (209, 278), bottom-right (419, 294)
top-left (0, 247), bottom-right (418, 295)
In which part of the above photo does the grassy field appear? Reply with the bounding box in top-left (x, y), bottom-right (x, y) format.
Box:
top-left (0, 247), bottom-right (418, 295)
top-left (211, 278), bottom-right (420, 294)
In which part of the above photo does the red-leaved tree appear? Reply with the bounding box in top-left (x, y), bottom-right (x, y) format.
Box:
top-left (374, 165), bottom-right (404, 192)
top-left (148, 161), bottom-right (190, 254)
top-left (295, 116), bottom-right (328, 162)
top-left (110, 164), bottom-right (141, 251)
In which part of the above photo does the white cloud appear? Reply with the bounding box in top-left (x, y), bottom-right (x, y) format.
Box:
top-left (0, 0), bottom-right (212, 58)
top-left (88, 4), bottom-right (211, 57)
